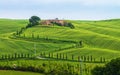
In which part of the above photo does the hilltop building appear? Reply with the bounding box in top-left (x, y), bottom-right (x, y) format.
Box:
top-left (40, 18), bottom-right (66, 26)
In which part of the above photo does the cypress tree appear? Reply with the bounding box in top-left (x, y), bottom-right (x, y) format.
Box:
top-left (91, 55), bottom-right (93, 62)
top-left (32, 33), bottom-right (34, 38)
top-left (57, 53), bottom-right (58, 59)
top-left (100, 57), bottom-right (103, 63)
top-left (60, 53), bottom-right (61, 59)
top-left (66, 54), bottom-right (68, 60)
top-left (84, 56), bottom-right (86, 62)
top-left (72, 55), bottom-right (74, 61)
top-left (87, 56), bottom-right (90, 62)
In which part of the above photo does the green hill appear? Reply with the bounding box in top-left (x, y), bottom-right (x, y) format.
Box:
top-left (0, 19), bottom-right (120, 61)
top-left (0, 70), bottom-right (43, 75)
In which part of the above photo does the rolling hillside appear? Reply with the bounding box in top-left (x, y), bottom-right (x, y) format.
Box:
top-left (0, 19), bottom-right (120, 61)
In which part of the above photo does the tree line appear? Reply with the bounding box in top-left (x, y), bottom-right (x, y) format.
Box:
top-left (0, 53), bottom-right (32, 60)
top-left (0, 53), bottom-right (107, 63)
top-left (40, 52), bottom-right (107, 63)
top-left (91, 57), bottom-right (120, 75)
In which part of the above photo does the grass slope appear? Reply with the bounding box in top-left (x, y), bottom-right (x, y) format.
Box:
top-left (0, 19), bottom-right (120, 61)
top-left (0, 70), bottom-right (43, 75)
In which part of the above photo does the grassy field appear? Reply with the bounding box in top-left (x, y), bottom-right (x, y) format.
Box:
top-left (0, 19), bottom-right (120, 74)
top-left (0, 70), bottom-right (43, 75)
top-left (20, 19), bottom-right (120, 61)
top-left (0, 19), bottom-right (73, 54)
top-left (0, 19), bottom-right (120, 60)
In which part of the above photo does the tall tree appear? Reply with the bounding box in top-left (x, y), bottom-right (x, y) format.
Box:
top-left (29, 16), bottom-right (41, 26)
top-left (92, 57), bottom-right (120, 75)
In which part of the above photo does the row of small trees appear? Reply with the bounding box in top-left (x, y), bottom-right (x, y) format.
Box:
top-left (0, 53), bottom-right (118, 75)
top-left (0, 53), bottom-right (108, 75)
top-left (14, 16), bottom-right (41, 36)
top-left (0, 53), bottom-right (32, 60)
top-left (40, 52), bottom-right (106, 63)
top-left (16, 27), bottom-right (26, 36)
top-left (18, 33), bottom-right (76, 43)
top-left (0, 53), bottom-right (106, 63)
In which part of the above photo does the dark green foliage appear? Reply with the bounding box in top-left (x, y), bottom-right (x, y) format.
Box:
top-left (49, 53), bottom-right (51, 58)
top-left (57, 53), bottom-right (58, 59)
top-left (87, 56), bottom-right (90, 62)
top-left (27, 54), bottom-right (30, 58)
top-left (32, 33), bottom-right (34, 38)
top-left (91, 66), bottom-right (105, 75)
top-left (104, 58), bottom-right (120, 75)
top-left (44, 52), bottom-right (46, 57)
top-left (100, 57), bottom-right (102, 63)
top-left (0, 53), bottom-right (32, 60)
top-left (66, 23), bottom-right (75, 29)
top-left (29, 16), bottom-right (41, 26)
top-left (8, 54), bottom-right (11, 59)
top-left (78, 56), bottom-right (80, 62)
top-left (15, 27), bottom-right (26, 36)
top-left (26, 16), bottom-right (41, 28)
top-left (14, 53), bottom-right (17, 58)
top-left (54, 22), bottom-right (75, 29)
top-left (92, 58), bottom-right (120, 75)
top-left (26, 23), bottom-right (32, 28)
top-left (51, 53), bottom-right (53, 58)
top-left (16, 30), bottom-right (19, 35)
top-left (37, 35), bottom-right (39, 39)
top-left (60, 53), bottom-right (61, 59)
top-left (66, 54), bottom-right (68, 60)
top-left (0, 60), bottom-right (80, 75)
top-left (5, 55), bottom-right (7, 59)
top-left (91, 56), bottom-right (93, 62)
top-left (12, 54), bottom-right (14, 59)
top-left (21, 53), bottom-right (24, 58)
top-left (103, 58), bottom-right (106, 62)
top-left (0, 53), bottom-right (108, 75)
top-left (18, 54), bottom-right (20, 58)
top-left (40, 53), bottom-right (42, 57)
top-left (23, 34), bottom-right (25, 37)
top-left (76, 41), bottom-right (83, 48)
top-left (54, 22), bottom-right (61, 26)
top-left (79, 41), bottom-right (83, 47)
top-left (63, 54), bottom-right (64, 59)
top-left (81, 56), bottom-right (83, 60)
top-left (94, 58), bottom-right (96, 62)
top-left (72, 55), bottom-right (74, 60)
top-left (0, 53), bottom-right (105, 63)
top-left (83, 56), bottom-right (86, 62)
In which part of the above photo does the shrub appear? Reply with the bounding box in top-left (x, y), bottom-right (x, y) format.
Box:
top-left (67, 23), bottom-right (75, 29)
top-left (92, 58), bottom-right (120, 75)
top-left (91, 66), bottom-right (105, 75)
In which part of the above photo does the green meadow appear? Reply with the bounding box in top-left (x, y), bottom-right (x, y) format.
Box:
top-left (0, 19), bottom-right (120, 60)
top-left (20, 19), bottom-right (120, 60)
top-left (0, 19), bottom-right (120, 74)
top-left (0, 70), bottom-right (43, 75)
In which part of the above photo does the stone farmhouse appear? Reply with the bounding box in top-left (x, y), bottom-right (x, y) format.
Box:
top-left (40, 18), bottom-right (66, 26)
